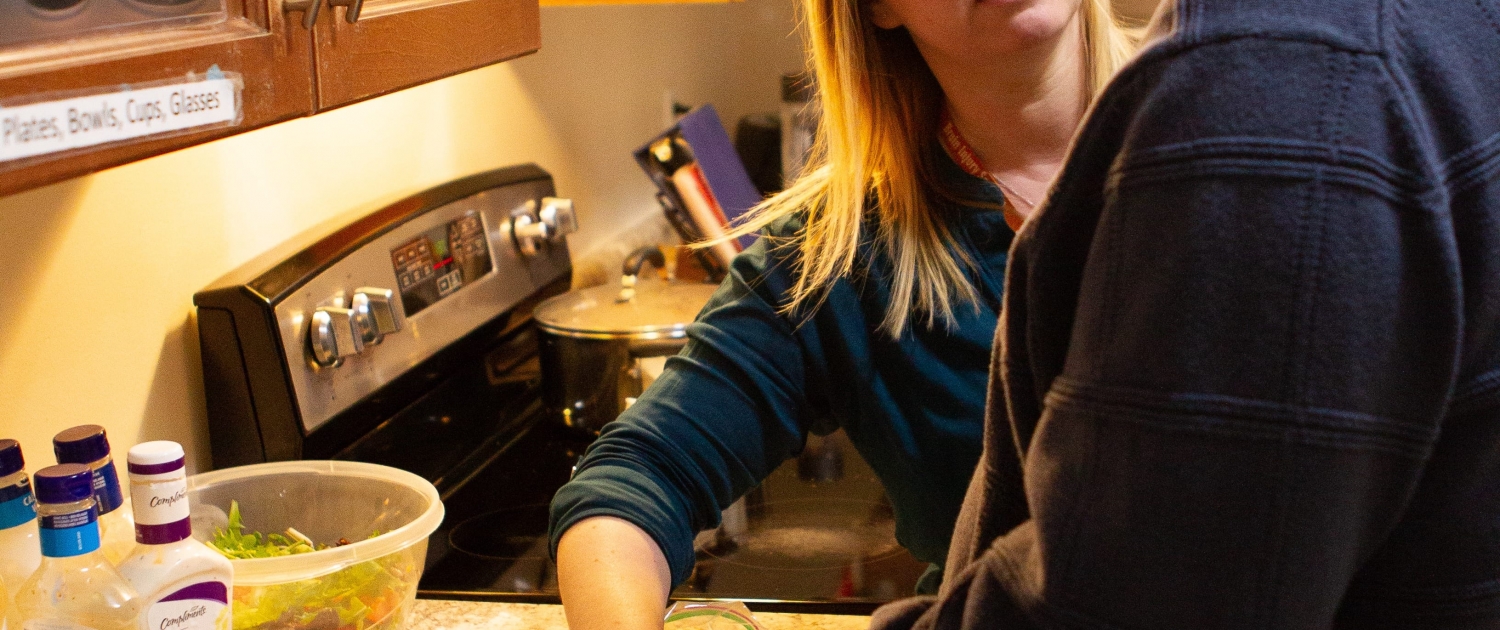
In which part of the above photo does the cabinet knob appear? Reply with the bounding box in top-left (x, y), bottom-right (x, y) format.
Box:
top-left (327, 0), bottom-right (364, 23)
top-left (283, 0), bottom-right (323, 29)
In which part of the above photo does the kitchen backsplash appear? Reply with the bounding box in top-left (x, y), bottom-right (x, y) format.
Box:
top-left (570, 212), bottom-right (682, 290)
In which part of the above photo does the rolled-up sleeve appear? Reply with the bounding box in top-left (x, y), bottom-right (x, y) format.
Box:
top-left (548, 237), bottom-right (813, 586)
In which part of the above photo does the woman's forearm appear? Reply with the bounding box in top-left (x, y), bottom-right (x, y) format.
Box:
top-left (557, 516), bottom-right (673, 630)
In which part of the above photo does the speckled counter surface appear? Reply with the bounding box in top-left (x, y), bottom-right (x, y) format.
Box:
top-left (410, 599), bottom-right (870, 630)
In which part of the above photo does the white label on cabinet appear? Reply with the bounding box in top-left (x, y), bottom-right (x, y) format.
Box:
top-left (0, 74), bottom-right (240, 164)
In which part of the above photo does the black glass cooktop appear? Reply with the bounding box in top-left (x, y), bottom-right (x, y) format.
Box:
top-left (336, 325), bottom-right (926, 614)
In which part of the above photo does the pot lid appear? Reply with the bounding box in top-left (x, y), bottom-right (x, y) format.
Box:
top-left (534, 278), bottom-right (719, 337)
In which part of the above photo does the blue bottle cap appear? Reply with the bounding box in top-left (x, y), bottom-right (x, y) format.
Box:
top-left (53, 425), bottom-right (111, 464)
top-left (34, 464), bottom-right (94, 504)
top-left (0, 440), bottom-right (23, 477)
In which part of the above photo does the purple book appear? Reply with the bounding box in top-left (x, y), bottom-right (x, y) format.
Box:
top-left (674, 105), bottom-right (762, 249)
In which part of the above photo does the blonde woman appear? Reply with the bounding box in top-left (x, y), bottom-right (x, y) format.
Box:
top-left (550, 0), bottom-right (1135, 627)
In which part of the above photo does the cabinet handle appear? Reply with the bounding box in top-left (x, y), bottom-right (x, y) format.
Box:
top-left (283, 0), bottom-right (322, 28)
top-left (327, 0), bottom-right (363, 23)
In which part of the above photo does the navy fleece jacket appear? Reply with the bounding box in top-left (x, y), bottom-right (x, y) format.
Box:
top-left (873, 0), bottom-right (1500, 627)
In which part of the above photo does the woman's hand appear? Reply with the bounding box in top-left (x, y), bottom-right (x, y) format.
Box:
top-left (557, 516), bottom-right (673, 630)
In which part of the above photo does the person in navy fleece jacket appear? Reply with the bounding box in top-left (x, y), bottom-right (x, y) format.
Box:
top-left (872, 0), bottom-right (1500, 628)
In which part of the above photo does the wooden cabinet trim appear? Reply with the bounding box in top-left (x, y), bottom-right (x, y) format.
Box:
top-left (312, 0), bottom-right (539, 110)
top-left (0, 0), bottom-right (540, 197)
top-left (0, 0), bottom-right (315, 196)
top-left (0, 21), bottom-right (270, 83)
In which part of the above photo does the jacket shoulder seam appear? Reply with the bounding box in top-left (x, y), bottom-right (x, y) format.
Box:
top-left (1450, 367), bottom-right (1500, 415)
top-left (1045, 377), bottom-right (1438, 459)
top-left (1109, 136), bottom-right (1436, 208)
top-left (1442, 132), bottom-right (1500, 194)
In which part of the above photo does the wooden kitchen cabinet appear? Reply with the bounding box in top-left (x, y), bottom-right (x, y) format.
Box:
top-left (312, 0), bottom-right (539, 109)
top-left (0, 0), bottom-right (539, 197)
top-left (0, 0), bottom-right (316, 197)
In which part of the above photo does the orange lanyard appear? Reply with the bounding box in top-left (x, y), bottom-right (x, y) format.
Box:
top-left (938, 109), bottom-right (1026, 232)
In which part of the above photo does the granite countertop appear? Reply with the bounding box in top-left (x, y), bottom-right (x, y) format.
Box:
top-left (411, 599), bottom-right (870, 630)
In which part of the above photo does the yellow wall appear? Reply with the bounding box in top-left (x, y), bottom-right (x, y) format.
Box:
top-left (0, 2), bottom-right (802, 473)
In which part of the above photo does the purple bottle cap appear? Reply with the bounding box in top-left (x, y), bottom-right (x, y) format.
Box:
top-left (53, 425), bottom-right (111, 464)
top-left (0, 440), bottom-right (23, 477)
top-left (34, 464), bottom-right (94, 504)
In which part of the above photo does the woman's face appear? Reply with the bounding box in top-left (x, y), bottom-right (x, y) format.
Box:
top-left (866, 0), bottom-right (1083, 60)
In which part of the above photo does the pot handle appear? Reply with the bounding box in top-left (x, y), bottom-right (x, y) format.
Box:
top-left (628, 337), bottom-right (688, 358)
top-left (623, 245), bottom-right (667, 279)
top-left (618, 245), bottom-right (667, 302)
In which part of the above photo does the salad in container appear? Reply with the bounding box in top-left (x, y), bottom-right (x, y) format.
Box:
top-left (183, 461), bottom-right (444, 630)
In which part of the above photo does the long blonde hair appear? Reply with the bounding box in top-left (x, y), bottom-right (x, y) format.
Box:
top-left (720, 0), bottom-right (1137, 336)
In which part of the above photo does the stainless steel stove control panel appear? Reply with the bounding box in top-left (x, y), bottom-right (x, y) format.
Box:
top-left (274, 182), bottom-right (571, 432)
top-left (195, 165), bottom-right (573, 466)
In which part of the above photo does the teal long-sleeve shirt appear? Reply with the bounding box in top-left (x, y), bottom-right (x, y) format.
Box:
top-left (548, 150), bottom-right (1014, 587)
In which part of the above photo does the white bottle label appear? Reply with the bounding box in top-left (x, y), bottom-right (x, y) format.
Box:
top-left (130, 477), bottom-right (189, 527)
top-left (146, 582), bottom-right (228, 630)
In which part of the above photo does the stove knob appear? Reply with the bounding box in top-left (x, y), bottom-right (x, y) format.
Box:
top-left (351, 287), bottom-right (400, 346)
top-left (510, 197), bottom-right (578, 257)
top-left (538, 197), bottom-right (577, 241)
top-left (510, 209), bottom-right (546, 257)
top-left (309, 306), bottom-right (363, 368)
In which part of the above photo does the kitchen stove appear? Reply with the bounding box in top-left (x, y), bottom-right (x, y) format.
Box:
top-left (194, 165), bottom-right (926, 614)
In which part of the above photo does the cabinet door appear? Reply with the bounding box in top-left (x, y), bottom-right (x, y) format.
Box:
top-left (311, 0), bottom-right (539, 110)
top-left (0, 0), bottom-right (315, 196)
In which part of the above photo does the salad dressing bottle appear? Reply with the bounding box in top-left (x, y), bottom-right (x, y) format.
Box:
top-left (0, 441), bottom-right (41, 603)
top-left (14, 464), bottom-right (139, 630)
top-left (117, 442), bottom-right (231, 630)
top-left (52, 426), bottom-right (134, 565)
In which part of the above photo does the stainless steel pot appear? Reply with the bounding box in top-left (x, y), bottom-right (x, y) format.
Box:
top-left (535, 246), bottom-right (718, 435)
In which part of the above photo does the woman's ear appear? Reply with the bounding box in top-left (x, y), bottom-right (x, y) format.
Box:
top-left (864, 0), bottom-right (903, 30)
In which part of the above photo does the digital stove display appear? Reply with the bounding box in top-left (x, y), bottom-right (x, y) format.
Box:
top-left (391, 211), bottom-right (492, 317)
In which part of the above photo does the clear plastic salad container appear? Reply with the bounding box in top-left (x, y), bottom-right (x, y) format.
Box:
top-left (184, 461), bottom-right (444, 630)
